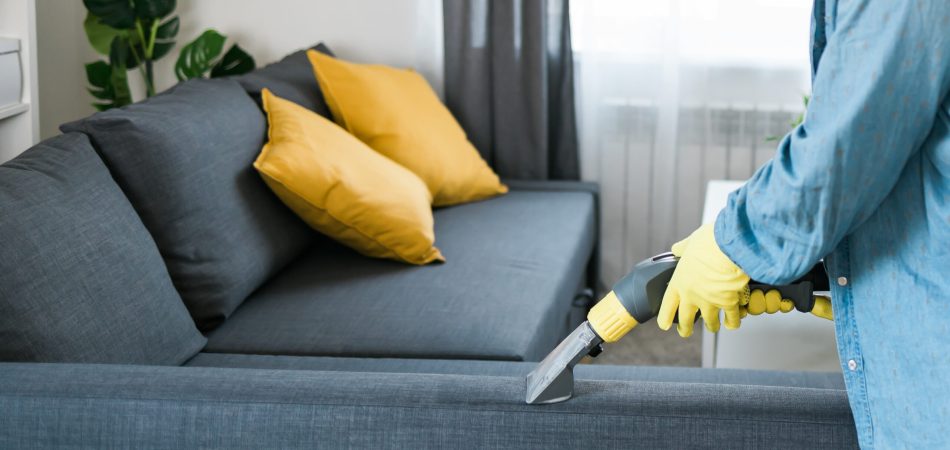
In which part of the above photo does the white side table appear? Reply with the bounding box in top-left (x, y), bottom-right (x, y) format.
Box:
top-left (701, 180), bottom-right (840, 372)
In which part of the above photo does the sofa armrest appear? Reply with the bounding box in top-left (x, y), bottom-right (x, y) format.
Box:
top-left (0, 363), bottom-right (856, 448)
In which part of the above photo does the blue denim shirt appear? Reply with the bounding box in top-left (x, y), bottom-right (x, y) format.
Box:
top-left (716, 1), bottom-right (950, 448)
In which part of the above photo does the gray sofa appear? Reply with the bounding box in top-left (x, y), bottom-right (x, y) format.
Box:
top-left (0, 45), bottom-right (857, 448)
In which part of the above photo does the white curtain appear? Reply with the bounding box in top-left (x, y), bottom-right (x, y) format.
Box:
top-left (572, 0), bottom-right (813, 284)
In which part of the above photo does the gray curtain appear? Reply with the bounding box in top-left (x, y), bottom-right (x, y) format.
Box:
top-left (443, 0), bottom-right (579, 180)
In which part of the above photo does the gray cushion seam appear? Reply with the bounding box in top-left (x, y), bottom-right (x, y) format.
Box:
top-left (0, 394), bottom-right (852, 425)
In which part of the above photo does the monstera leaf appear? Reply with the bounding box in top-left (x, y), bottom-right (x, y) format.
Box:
top-left (210, 44), bottom-right (255, 78)
top-left (83, 0), bottom-right (176, 29)
top-left (133, 0), bottom-right (175, 21)
top-left (84, 13), bottom-right (124, 55)
top-left (86, 38), bottom-right (132, 110)
top-left (150, 16), bottom-right (179, 60)
top-left (176, 30), bottom-right (255, 81)
top-left (174, 29), bottom-right (225, 81)
top-left (83, 0), bottom-right (136, 29)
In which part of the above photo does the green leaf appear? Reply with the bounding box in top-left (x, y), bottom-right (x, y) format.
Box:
top-left (108, 37), bottom-right (133, 107)
top-left (134, 0), bottom-right (176, 20)
top-left (210, 44), bottom-right (255, 78)
top-left (85, 51), bottom-right (131, 111)
top-left (151, 16), bottom-right (179, 60)
top-left (175, 29), bottom-right (226, 81)
top-left (83, 13), bottom-right (125, 55)
top-left (85, 60), bottom-right (113, 99)
top-left (83, 0), bottom-right (136, 30)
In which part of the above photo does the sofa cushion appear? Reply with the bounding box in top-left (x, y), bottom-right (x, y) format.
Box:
top-left (61, 79), bottom-right (314, 331)
top-left (256, 90), bottom-right (443, 265)
top-left (236, 43), bottom-right (334, 117)
top-left (308, 50), bottom-right (508, 207)
top-left (0, 133), bottom-right (206, 364)
top-left (204, 185), bottom-right (597, 361)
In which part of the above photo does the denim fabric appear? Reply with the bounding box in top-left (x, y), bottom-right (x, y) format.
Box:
top-left (716, 1), bottom-right (950, 448)
top-left (236, 43), bottom-right (334, 117)
top-left (206, 187), bottom-right (596, 361)
top-left (0, 362), bottom-right (857, 449)
top-left (62, 79), bottom-right (315, 331)
top-left (187, 353), bottom-right (846, 390)
top-left (0, 134), bottom-right (205, 364)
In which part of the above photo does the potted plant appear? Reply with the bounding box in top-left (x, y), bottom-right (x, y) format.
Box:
top-left (83, 0), bottom-right (255, 110)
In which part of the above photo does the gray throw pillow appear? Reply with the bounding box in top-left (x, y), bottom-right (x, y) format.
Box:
top-left (62, 79), bottom-right (314, 331)
top-left (0, 133), bottom-right (206, 364)
top-left (236, 43), bottom-right (334, 118)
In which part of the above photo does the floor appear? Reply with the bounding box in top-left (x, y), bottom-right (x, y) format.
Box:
top-left (584, 322), bottom-right (702, 367)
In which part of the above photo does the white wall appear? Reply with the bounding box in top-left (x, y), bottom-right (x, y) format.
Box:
top-left (34, 0), bottom-right (444, 140)
top-left (35, 0), bottom-right (95, 141)
top-left (0, 0), bottom-right (40, 161)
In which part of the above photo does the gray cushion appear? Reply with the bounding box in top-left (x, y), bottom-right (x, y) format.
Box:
top-left (187, 353), bottom-right (847, 390)
top-left (0, 133), bottom-right (206, 364)
top-left (205, 187), bottom-right (597, 361)
top-left (236, 43), bottom-right (334, 117)
top-left (62, 79), bottom-right (314, 331)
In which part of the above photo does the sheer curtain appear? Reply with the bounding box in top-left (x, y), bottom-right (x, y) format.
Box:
top-left (571, 0), bottom-right (813, 284)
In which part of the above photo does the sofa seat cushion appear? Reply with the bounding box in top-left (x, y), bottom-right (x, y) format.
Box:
top-left (62, 79), bottom-right (315, 331)
top-left (0, 133), bottom-right (206, 364)
top-left (204, 186), bottom-right (597, 361)
top-left (187, 353), bottom-right (846, 390)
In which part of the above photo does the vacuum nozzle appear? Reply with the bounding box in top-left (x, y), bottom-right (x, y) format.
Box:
top-left (525, 321), bottom-right (603, 404)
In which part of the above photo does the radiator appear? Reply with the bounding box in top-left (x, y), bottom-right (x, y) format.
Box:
top-left (588, 102), bottom-right (799, 284)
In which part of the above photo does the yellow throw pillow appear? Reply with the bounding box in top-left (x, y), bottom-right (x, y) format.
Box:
top-left (254, 89), bottom-right (444, 265)
top-left (307, 50), bottom-right (508, 207)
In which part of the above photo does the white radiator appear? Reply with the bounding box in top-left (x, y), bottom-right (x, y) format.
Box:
top-left (588, 101), bottom-right (799, 284)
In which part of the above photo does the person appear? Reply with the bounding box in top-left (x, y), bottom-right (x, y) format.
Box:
top-left (657, 1), bottom-right (950, 448)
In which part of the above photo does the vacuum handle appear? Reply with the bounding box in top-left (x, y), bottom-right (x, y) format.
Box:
top-left (612, 253), bottom-right (828, 323)
top-left (748, 281), bottom-right (815, 313)
top-left (748, 262), bottom-right (829, 313)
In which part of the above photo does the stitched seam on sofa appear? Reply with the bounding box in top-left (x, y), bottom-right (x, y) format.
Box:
top-left (0, 395), bottom-right (854, 425)
top-left (256, 171), bottom-right (434, 263)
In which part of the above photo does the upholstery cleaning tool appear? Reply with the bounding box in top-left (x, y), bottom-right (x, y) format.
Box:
top-left (525, 252), bottom-right (828, 404)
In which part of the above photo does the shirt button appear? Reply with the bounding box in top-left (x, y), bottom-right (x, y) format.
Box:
top-left (848, 359), bottom-right (858, 371)
top-left (837, 276), bottom-right (848, 286)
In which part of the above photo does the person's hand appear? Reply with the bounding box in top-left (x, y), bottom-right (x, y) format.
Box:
top-left (744, 290), bottom-right (834, 321)
top-left (658, 223), bottom-right (750, 338)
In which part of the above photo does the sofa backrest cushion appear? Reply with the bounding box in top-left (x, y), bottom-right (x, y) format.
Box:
top-left (0, 133), bottom-right (206, 364)
top-left (61, 79), bottom-right (314, 331)
top-left (237, 43), bottom-right (335, 118)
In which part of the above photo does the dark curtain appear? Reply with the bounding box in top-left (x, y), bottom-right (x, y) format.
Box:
top-left (443, 0), bottom-right (579, 180)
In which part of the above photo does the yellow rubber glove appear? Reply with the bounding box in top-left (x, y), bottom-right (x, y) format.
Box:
top-left (745, 290), bottom-right (834, 320)
top-left (658, 223), bottom-right (750, 338)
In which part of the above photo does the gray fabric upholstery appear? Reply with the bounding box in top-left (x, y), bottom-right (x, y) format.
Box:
top-left (187, 353), bottom-right (846, 390)
top-left (444, 0), bottom-right (579, 180)
top-left (0, 362), bottom-right (858, 448)
top-left (62, 79), bottom-right (314, 331)
top-left (0, 133), bottom-right (206, 364)
top-left (236, 43), bottom-right (334, 117)
top-left (206, 187), bottom-right (597, 361)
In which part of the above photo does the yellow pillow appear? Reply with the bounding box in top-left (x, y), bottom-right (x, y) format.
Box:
top-left (307, 50), bottom-right (508, 207)
top-left (254, 89), bottom-right (444, 265)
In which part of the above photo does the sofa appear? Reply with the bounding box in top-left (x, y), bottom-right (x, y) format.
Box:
top-left (0, 45), bottom-right (858, 448)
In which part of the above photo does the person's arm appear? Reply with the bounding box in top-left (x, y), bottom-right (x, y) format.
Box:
top-left (717, 0), bottom-right (950, 284)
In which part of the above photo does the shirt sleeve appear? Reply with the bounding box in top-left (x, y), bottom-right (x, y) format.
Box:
top-left (715, 0), bottom-right (950, 284)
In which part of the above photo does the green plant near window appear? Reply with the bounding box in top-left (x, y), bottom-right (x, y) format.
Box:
top-left (83, 0), bottom-right (256, 110)
top-left (766, 94), bottom-right (810, 142)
